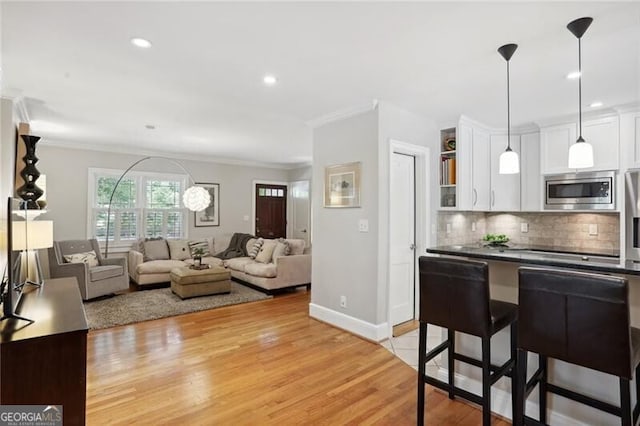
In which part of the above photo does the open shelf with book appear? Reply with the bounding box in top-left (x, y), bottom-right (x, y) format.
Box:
top-left (440, 127), bottom-right (457, 208)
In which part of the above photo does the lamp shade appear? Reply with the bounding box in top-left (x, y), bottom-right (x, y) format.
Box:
top-left (12, 220), bottom-right (53, 250)
top-left (499, 149), bottom-right (520, 174)
top-left (182, 186), bottom-right (211, 212)
top-left (568, 141), bottom-right (594, 169)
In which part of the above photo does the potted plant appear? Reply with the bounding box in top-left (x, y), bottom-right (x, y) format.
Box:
top-left (192, 247), bottom-right (205, 268)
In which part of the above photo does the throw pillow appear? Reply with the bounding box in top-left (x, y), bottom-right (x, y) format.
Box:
top-left (64, 250), bottom-right (99, 267)
top-left (272, 238), bottom-right (291, 263)
top-left (255, 239), bottom-right (277, 264)
top-left (143, 239), bottom-right (170, 261)
top-left (189, 239), bottom-right (211, 257)
top-left (167, 239), bottom-right (191, 261)
top-left (248, 238), bottom-right (263, 259)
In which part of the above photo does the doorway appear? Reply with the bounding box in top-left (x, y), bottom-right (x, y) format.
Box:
top-left (387, 140), bottom-right (430, 339)
top-left (290, 180), bottom-right (310, 246)
top-left (390, 152), bottom-right (416, 327)
top-left (254, 183), bottom-right (287, 239)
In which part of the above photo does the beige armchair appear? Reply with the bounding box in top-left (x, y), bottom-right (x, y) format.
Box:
top-left (48, 239), bottom-right (129, 300)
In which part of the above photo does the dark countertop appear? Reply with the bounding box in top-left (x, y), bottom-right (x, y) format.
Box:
top-left (426, 244), bottom-right (640, 276)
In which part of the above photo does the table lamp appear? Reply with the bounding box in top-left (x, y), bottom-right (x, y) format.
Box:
top-left (12, 220), bottom-right (53, 286)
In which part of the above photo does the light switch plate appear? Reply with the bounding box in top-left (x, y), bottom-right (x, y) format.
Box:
top-left (589, 224), bottom-right (598, 236)
top-left (521, 223), bottom-right (529, 233)
top-left (471, 222), bottom-right (476, 232)
top-left (359, 219), bottom-right (369, 232)
top-left (243, 215), bottom-right (249, 221)
top-left (446, 223), bottom-right (451, 234)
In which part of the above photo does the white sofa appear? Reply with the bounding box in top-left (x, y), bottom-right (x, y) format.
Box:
top-left (128, 236), bottom-right (311, 294)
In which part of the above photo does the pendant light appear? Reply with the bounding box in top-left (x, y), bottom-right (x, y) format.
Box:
top-left (498, 43), bottom-right (519, 174)
top-left (567, 17), bottom-right (594, 169)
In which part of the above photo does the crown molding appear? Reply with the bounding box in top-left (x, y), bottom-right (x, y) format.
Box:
top-left (43, 138), bottom-right (311, 170)
top-left (305, 99), bottom-right (378, 129)
top-left (613, 102), bottom-right (640, 114)
top-left (0, 94), bottom-right (30, 122)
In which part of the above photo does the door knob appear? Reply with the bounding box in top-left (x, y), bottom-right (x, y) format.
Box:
top-left (301, 229), bottom-right (307, 233)
top-left (410, 244), bottom-right (416, 250)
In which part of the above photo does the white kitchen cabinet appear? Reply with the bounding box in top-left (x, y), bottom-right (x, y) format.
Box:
top-left (621, 110), bottom-right (640, 169)
top-left (540, 123), bottom-right (575, 175)
top-left (582, 116), bottom-right (619, 172)
top-left (471, 127), bottom-right (491, 210)
top-left (540, 116), bottom-right (619, 174)
top-left (520, 132), bottom-right (541, 211)
top-left (490, 134), bottom-right (521, 211)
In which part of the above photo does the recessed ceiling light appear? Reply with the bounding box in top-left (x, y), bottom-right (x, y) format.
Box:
top-left (131, 37), bottom-right (152, 49)
top-left (263, 75), bottom-right (277, 86)
top-left (590, 101), bottom-right (603, 108)
top-left (566, 71), bottom-right (581, 80)
top-left (145, 124), bottom-right (156, 130)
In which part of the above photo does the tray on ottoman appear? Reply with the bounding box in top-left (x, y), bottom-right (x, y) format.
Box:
top-left (170, 266), bottom-right (231, 299)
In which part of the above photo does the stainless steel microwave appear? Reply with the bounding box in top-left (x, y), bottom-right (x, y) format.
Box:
top-left (544, 171), bottom-right (615, 210)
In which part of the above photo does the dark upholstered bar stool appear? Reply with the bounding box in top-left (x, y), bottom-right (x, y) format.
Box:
top-left (417, 256), bottom-right (518, 426)
top-left (515, 267), bottom-right (640, 426)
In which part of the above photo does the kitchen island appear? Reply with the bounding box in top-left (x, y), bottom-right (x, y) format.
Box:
top-left (423, 245), bottom-right (640, 426)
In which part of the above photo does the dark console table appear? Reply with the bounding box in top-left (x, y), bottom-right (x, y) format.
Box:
top-left (0, 277), bottom-right (88, 425)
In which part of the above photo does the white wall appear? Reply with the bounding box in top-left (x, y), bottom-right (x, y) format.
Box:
top-left (37, 145), bottom-right (290, 243)
top-left (0, 97), bottom-right (17, 271)
top-left (377, 102), bottom-right (438, 323)
top-left (311, 109), bottom-right (380, 326)
top-left (288, 166), bottom-right (311, 182)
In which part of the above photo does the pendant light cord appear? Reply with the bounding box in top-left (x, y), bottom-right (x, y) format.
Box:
top-left (578, 37), bottom-right (582, 139)
top-left (507, 59), bottom-right (511, 150)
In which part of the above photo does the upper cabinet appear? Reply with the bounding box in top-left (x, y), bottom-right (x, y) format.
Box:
top-left (520, 132), bottom-right (542, 211)
top-left (540, 116), bottom-right (619, 175)
top-left (490, 134), bottom-right (521, 211)
top-left (622, 110), bottom-right (640, 169)
top-left (455, 119), bottom-right (490, 211)
top-left (540, 123), bottom-right (575, 175)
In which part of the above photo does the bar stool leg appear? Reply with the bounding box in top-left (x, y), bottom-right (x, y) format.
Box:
top-left (510, 322), bottom-right (518, 423)
top-left (620, 378), bottom-right (632, 426)
top-left (448, 329), bottom-right (455, 400)
top-left (417, 322), bottom-right (427, 426)
top-left (515, 349), bottom-right (528, 426)
top-left (539, 355), bottom-right (548, 424)
top-left (482, 337), bottom-right (491, 426)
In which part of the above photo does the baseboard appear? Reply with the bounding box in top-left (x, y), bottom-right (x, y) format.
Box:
top-left (308, 303), bottom-right (388, 342)
top-left (434, 367), bottom-right (591, 425)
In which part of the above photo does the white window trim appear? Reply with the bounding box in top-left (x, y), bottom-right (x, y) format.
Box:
top-left (87, 168), bottom-right (189, 249)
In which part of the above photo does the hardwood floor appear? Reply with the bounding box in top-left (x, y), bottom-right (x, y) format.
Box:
top-left (86, 289), bottom-right (510, 425)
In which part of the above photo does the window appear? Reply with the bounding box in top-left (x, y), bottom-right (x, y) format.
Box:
top-left (88, 169), bottom-right (188, 247)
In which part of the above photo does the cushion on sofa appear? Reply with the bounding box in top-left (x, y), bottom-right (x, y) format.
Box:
top-left (64, 250), bottom-right (99, 267)
top-left (90, 265), bottom-right (124, 281)
top-left (255, 240), bottom-right (277, 263)
top-left (189, 239), bottom-right (211, 257)
top-left (167, 239), bottom-right (191, 260)
top-left (244, 262), bottom-right (277, 278)
top-left (286, 239), bottom-right (305, 255)
top-left (272, 238), bottom-right (290, 261)
top-left (248, 238), bottom-right (263, 259)
top-left (137, 259), bottom-right (186, 274)
top-left (143, 239), bottom-right (170, 261)
top-left (245, 238), bottom-right (257, 255)
top-left (225, 257), bottom-right (254, 271)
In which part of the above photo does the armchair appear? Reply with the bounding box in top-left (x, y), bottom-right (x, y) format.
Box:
top-left (48, 239), bottom-right (129, 300)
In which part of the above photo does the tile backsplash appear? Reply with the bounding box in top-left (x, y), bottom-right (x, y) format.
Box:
top-left (437, 211), bottom-right (620, 252)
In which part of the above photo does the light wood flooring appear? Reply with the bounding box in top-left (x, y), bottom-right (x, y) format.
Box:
top-left (87, 289), bottom-right (510, 425)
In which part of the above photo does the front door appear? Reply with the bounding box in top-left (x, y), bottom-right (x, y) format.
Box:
top-left (255, 184), bottom-right (287, 239)
top-left (390, 152), bottom-right (416, 326)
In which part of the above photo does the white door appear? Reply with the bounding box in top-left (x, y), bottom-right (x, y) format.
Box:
top-left (390, 152), bottom-right (415, 326)
top-left (290, 180), bottom-right (310, 245)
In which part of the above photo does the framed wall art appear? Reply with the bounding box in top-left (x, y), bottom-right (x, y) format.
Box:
top-left (194, 182), bottom-right (220, 227)
top-left (323, 162), bottom-right (361, 208)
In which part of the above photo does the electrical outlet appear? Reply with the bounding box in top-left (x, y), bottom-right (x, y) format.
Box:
top-left (589, 224), bottom-right (598, 236)
top-left (446, 223), bottom-right (452, 234)
top-left (340, 296), bottom-right (347, 308)
top-left (471, 222), bottom-right (476, 232)
top-left (359, 219), bottom-right (369, 232)
top-left (521, 223), bottom-right (529, 233)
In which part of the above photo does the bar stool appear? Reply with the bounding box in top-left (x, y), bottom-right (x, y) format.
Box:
top-left (515, 267), bottom-right (640, 426)
top-left (417, 256), bottom-right (518, 426)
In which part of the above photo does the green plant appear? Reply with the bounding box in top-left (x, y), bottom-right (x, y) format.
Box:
top-left (482, 234), bottom-right (509, 244)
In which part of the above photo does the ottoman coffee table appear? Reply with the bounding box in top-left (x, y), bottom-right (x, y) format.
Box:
top-left (170, 266), bottom-right (232, 299)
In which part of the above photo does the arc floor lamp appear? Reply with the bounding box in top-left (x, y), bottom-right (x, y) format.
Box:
top-left (103, 156), bottom-right (211, 258)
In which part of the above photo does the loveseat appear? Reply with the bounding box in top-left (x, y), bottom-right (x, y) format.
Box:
top-left (128, 236), bottom-right (311, 294)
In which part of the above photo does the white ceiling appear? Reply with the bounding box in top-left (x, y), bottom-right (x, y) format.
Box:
top-left (2, 2), bottom-right (639, 168)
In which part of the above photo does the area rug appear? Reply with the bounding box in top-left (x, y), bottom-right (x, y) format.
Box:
top-left (84, 283), bottom-right (272, 330)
